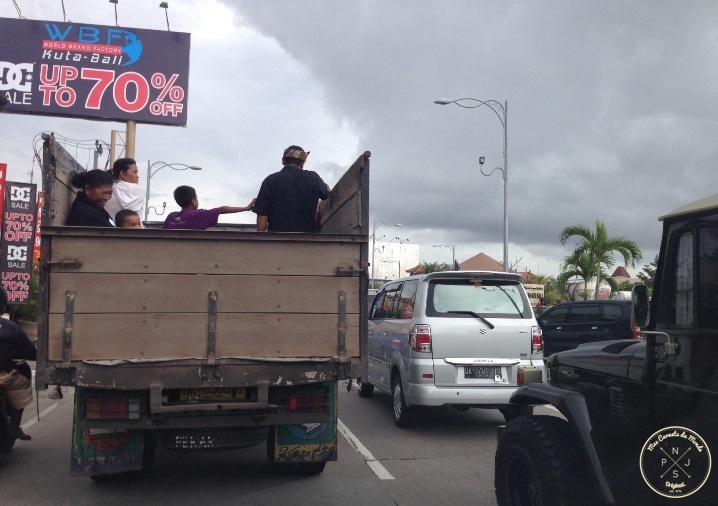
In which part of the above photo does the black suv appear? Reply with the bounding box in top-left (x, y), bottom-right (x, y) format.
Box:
top-left (538, 300), bottom-right (638, 356)
top-left (494, 194), bottom-right (718, 505)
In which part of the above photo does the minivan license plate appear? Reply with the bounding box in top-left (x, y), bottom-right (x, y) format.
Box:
top-left (464, 366), bottom-right (501, 379)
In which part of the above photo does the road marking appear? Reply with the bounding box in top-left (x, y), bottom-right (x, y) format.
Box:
top-left (337, 418), bottom-right (395, 480)
top-left (21, 402), bottom-right (60, 430)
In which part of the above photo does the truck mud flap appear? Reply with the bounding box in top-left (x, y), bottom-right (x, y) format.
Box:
top-left (70, 389), bottom-right (146, 477)
top-left (268, 382), bottom-right (338, 464)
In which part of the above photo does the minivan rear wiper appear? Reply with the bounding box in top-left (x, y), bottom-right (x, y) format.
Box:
top-left (496, 286), bottom-right (524, 317)
top-left (447, 311), bottom-right (495, 329)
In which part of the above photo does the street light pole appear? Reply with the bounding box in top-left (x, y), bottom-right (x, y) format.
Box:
top-left (435, 97), bottom-right (508, 272)
top-left (433, 244), bottom-right (456, 269)
top-left (145, 161), bottom-right (202, 221)
top-left (384, 259), bottom-right (401, 280)
top-left (371, 219), bottom-right (401, 288)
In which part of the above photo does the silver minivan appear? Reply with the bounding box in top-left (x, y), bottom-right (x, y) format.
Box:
top-left (359, 271), bottom-right (545, 427)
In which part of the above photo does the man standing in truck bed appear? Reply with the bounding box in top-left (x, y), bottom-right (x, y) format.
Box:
top-left (254, 145), bottom-right (330, 232)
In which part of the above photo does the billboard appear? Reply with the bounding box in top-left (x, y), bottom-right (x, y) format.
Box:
top-left (0, 164), bottom-right (5, 231)
top-left (1, 182), bottom-right (37, 304)
top-left (0, 17), bottom-right (190, 126)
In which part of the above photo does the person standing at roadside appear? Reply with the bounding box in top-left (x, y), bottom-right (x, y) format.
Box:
top-left (105, 158), bottom-right (145, 226)
top-left (253, 145), bottom-right (330, 232)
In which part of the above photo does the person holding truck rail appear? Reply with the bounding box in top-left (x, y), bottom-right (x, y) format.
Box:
top-left (163, 185), bottom-right (256, 230)
top-left (253, 145), bottom-right (330, 232)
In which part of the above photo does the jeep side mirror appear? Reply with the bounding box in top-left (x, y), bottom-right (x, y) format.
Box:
top-left (632, 284), bottom-right (650, 328)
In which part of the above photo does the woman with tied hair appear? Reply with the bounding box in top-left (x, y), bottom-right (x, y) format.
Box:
top-left (66, 169), bottom-right (115, 227)
top-left (104, 157), bottom-right (145, 226)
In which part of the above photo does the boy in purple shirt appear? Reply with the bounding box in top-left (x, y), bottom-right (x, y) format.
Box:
top-left (163, 185), bottom-right (256, 230)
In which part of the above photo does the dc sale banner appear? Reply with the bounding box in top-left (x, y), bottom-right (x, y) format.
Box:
top-left (0, 17), bottom-right (191, 126)
top-left (1, 182), bottom-right (37, 304)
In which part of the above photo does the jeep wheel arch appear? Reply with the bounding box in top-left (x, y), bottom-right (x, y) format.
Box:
top-left (507, 384), bottom-right (615, 504)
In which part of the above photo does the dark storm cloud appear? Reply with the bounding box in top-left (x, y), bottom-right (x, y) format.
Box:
top-left (225, 0), bottom-right (718, 272)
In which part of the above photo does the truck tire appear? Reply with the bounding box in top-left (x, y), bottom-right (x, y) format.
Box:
top-left (357, 378), bottom-right (374, 398)
top-left (391, 376), bottom-right (413, 428)
top-left (495, 415), bottom-right (590, 506)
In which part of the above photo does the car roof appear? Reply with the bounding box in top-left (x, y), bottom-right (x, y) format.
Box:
top-left (380, 271), bottom-right (524, 287)
top-left (660, 193), bottom-right (718, 221)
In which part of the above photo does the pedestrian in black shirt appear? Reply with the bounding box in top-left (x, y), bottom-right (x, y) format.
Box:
top-left (253, 146), bottom-right (330, 232)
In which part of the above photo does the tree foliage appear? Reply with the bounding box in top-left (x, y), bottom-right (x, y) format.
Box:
top-left (420, 261), bottom-right (452, 273)
top-left (559, 220), bottom-right (642, 299)
top-left (637, 254), bottom-right (658, 290)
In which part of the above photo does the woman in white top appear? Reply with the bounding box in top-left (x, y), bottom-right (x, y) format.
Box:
top-left (105, 157), bottom-right (145, 226)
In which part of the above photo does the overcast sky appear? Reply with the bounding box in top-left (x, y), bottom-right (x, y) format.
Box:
top-left (2, 1), bottom-right (717, 277)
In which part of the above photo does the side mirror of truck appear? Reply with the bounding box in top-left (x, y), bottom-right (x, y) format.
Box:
top-left (632, 284), bottom-right (650, 328)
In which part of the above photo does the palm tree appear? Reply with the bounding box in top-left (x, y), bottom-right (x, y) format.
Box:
top-left (559, 220), bottom-right (642, 299)
top-left (420, 261), bottom-right (452, 273)
top-left (558, 251), bottom-right (596, 300)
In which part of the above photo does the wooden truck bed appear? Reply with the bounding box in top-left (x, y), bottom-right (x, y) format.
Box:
top-left (36, 135), bottom-right (369, 390)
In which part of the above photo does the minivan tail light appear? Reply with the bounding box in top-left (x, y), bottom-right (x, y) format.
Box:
top-left (531, 326), bottom-right (543, 353)
top-left (409, 324), bottom-right (432, 353)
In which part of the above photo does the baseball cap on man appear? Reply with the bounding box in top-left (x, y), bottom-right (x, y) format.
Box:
top-left (283, 146), bottom-right (310, 162)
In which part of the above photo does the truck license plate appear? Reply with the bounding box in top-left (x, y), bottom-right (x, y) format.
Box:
top-left (179, 388), bottom-right (245, 401)
top-left (464, 366), bottom-right (501, 379)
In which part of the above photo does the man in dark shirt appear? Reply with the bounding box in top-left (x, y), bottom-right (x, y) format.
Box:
top-left (253, 146), bottom-right (330, 232)
top-left (0, 289), bottom-right (36, 441)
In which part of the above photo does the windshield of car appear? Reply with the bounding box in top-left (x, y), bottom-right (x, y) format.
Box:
top-left (426, 278), bottom-right (531, 318)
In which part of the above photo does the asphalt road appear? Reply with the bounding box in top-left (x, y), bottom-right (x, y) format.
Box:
top-left (1, 382), bottom-right (557, 505)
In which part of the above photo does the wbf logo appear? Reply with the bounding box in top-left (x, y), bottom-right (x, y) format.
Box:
top-left (43, 23), bottom-right (143, 66)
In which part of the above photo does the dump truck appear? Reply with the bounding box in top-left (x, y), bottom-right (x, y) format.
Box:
top-left (35, 134), bottom-right (370, 477)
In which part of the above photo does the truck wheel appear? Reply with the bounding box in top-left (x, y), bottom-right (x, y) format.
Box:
top-left (357, 378), bottom-right (374, 398)
top-left (499, 405), bottom-right (533, 424)
top-left (391, 376), bottom-right (413, 428)
top-left (495, 416), bottom-right (588, 506)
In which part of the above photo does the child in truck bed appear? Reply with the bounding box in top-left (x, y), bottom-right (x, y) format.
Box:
top-left (163, 185), bottom-right (256, 230)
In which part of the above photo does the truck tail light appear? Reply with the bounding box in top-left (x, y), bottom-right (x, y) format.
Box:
top-left (531, 326), bottom-right (544, 353)
top-left (409, 324), bottom-right (432, 353)
top-left (86, 398), bottom-right (140, 420)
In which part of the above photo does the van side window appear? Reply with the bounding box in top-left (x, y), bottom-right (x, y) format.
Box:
top-left (397, 280), bottom-right (419, 319)
top-left (372, 283), bottom-right (402, 319)
top-left (370, 291), bottom-right (388, 319)
top-left (383, 283), bottom-right (402, 319)
top-left (568, 305), bottom-right (599, 323)
top-left (542, 307), bottom-right (568, 325)
top-left (601, 304), bottom-right (622, 322)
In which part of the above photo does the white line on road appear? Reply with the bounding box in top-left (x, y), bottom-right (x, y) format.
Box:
top-left (22, 402), bottom-right (60, 430)
top-left (337, 418), bottom-right (395, 480)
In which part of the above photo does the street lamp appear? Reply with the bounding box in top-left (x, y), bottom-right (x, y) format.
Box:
top-left (433, 244), bottom-right (456, 270)
top-left (384, 259), bottom-right (401, 280)
top-left (435, 97), bottom-right (508, 272)
top-left (145, 161), bottom-right (202, 221)
top-left (371, 220), bottom-right (402, 288)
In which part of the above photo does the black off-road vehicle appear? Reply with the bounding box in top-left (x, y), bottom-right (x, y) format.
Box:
top-left (495, 194), bottom-right (718, 505)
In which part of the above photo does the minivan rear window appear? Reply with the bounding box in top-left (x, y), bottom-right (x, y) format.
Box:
top-left (426, 279), bottom-right (531, 318)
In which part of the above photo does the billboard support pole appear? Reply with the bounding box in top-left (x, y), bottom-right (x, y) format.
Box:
top-left (126, 121), bottom-right (136, 159)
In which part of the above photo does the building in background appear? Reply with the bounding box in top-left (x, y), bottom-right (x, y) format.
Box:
top-left (372, 242), bottom-right (420, 283)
